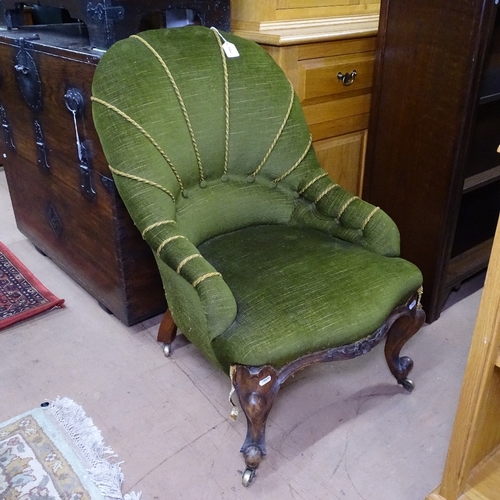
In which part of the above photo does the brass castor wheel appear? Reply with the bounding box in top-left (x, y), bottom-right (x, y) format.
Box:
top-left (400, 378), bottom-right (415, 392)
top-left (163, 343), bottom-right (172, 357)
top-left (242, 468), bottom-right (255, 487)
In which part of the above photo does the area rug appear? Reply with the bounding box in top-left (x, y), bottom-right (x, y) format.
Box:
top-left (0, 397), bottom-right (141, 500)
top-left (0, 242), bottom-right (64, 330)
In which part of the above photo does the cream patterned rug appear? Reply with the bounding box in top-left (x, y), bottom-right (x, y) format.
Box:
top-left (0, 397), bottom-right (141, 500)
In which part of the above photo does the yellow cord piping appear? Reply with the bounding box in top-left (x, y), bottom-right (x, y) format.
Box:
top-left (131, 34), bottom-right (205, 182)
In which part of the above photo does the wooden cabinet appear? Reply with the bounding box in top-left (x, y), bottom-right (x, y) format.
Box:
top-left (231, 0), bottom-right (380, 29)
top-left (265, 37), bottom-right (375, 196)
top-left (232, 2), bottom-right (378, 197)
top-left (314, 131), bottom-right (367, 196)
top-left (426, 218), bottom-right (500, 500)
top-left (363, 0), bottom-right (500, 322)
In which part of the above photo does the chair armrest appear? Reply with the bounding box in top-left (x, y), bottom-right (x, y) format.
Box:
top-left (144, 217), bottom-right (238, 342)
top-left (109, 170), bottom-right (237, 342)
top-left (292, 172), bottom-right (400, 257)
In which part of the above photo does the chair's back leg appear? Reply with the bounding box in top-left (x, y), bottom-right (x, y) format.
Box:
top-left (232, 364), bottom-right (281, 483)
top-left (157, 309), bottom-right (177, 356)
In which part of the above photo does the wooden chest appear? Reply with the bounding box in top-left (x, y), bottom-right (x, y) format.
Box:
top-left (0, 25), bottom-right (167, 325)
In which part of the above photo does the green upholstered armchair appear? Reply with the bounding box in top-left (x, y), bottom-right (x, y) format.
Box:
top-left (91, 26), bottom-right (425, 486)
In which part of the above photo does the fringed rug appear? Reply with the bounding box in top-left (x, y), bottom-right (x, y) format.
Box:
top-left (0, 397), bottom-right (141, 500)
top-left (0, 242), bottom-right (64, 330)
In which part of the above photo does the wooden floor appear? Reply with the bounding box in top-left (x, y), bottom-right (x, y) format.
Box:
top-left (464, 447), bottom-right (500, 500)
top-left (429, 448), bottom-right (500, 500)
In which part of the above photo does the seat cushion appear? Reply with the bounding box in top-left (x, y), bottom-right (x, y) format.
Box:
top-left (199, 225), bottom-right (422, 369)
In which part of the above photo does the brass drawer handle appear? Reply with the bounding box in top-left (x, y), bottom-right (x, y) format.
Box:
top-left (337, 70), bottom-right (357, 86)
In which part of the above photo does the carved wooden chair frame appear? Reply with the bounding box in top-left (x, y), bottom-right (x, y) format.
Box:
top-left (158, 290), bottom-right (425, 486)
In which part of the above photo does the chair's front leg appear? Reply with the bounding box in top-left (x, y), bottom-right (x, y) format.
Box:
top-left (384, 296), bottom-right (425, 391)
top-left (232, 364), bottom-right (281, 486)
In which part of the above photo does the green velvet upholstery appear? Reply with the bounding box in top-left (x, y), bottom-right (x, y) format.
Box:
top-left (202, 225), bottom-right (422, 369)
top-left (91, 26), bottom-right (423, 372)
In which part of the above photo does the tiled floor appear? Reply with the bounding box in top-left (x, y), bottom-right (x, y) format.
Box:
top-left (0, 168), bottom-right (483, 499)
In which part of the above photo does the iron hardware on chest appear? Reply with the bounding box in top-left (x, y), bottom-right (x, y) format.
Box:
top-left (64, 88), bottom-right (97, 200)
top-left (0, 104), bottom-right (15, 150)
top-left (14, 38), bottom-right (42, 111)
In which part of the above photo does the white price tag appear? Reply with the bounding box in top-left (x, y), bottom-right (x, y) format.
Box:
top-left (222, 41), bottom-right (240, 58)
top-left (211, 27), bottom-right (240, 58)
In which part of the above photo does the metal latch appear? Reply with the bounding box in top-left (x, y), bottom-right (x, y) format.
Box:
top-left (87, 2), bottom-right (125, 21)
top-left (64, 88), bottom-right (97, 201)
top-left (0, 105), bottom-right (15, 150)
top-left (14, 38), bottom-right (42, 111)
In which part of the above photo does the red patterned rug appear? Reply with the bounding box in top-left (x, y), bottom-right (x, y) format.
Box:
top-left (0, 242), bottom-right (64, 330)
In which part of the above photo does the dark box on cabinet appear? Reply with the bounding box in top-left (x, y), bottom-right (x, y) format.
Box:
top-left (0, 26), bottom-right (168, 325)
top-left (1, 0), bottom-right (231, 49)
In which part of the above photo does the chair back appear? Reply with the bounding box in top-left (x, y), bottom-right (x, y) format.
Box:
top-left (92, 26), bottom-right (320, 245)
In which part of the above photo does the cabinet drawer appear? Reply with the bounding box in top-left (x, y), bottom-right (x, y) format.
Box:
top-left (303, 93), bottom-right (371, 126)
top-left (297, 52), bottom-right (375, 101)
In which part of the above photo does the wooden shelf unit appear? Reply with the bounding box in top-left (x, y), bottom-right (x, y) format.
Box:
top-left (427, 218), bottom-right (500, 500)
top-left (363, 0), bottom-right (500, 323)
top-left (463, 165), bottom-right (500, 194)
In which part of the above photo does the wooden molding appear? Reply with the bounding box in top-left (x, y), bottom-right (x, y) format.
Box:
top-left (232, 14), bottom-right (379, 46)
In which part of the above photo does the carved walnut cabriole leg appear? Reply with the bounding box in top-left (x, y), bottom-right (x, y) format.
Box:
top-left (232, 365), bottom-right (281, 486)
top-left (384, 293), bottom-right (426, 392)
top-left (157, 309), bottom-right (177, 357)
top-left (231, 290), bottom-right (425, 486)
